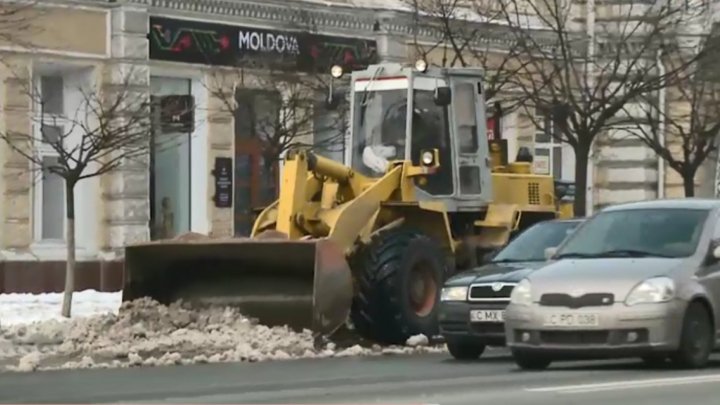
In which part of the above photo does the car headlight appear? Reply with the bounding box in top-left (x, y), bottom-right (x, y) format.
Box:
top-left (625, 277), bottom-right (676, 306)
top-left (510, 279), bottom-right (532, 305)
top-left (441, 286), bottom-right (468, 301)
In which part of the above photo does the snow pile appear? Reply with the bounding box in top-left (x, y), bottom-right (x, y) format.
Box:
top-left (406, 333), bottom-right (429, 347)
top-left (0, 290), bottom-right (121, 326)
top-left (0, 297), bottom-right (446, 372)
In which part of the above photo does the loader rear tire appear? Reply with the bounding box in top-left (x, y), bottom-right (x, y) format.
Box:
top-left (350, 228), bottom-right (446, 345)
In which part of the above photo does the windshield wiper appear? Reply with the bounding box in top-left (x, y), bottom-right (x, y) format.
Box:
top-left (553, 252), bottom-right (598, 259)
top-left (592, 249), bottom-right (674, 258)
top-left (490, 258), bottom-right (537, 263)
top-left (556, 250), bottom-right (674, 259)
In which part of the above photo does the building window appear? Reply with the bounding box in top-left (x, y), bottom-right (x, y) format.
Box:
top-left (33, 74), bottom-right (67, 242)
top-left (40, 75), bottom-right (64, 115)
top-left (234, 88), bottom-right (282, 141)
top-left (533, 109), bottom-right (563, 179)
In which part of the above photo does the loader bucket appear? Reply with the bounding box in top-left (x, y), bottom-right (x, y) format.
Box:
top-left (121, 233), bottom-right (353, 337)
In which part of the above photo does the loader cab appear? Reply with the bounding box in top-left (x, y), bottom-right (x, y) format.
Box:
top-left (331, 61), bottom-right (493, 210)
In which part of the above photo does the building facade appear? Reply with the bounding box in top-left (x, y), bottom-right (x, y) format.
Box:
top-left (0, 2), bottom-right (133, 293)
top-left (0, 0), bottom-right (391, 293)
top-left (0, 0), bottom-right (716, 293)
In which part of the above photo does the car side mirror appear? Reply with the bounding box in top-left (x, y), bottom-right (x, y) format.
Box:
top-left (713, 245), bottom-right (720, 260)
top-left (480, 250), bottom-right (496, 264)
top-left (544, 247), bottom-right (558, 260)
top-left (434, 87), bottom-right (451, 106)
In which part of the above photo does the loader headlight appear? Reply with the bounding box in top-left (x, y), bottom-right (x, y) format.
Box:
top-left (330, 65), bottom-right (344, 78)
top-left (421, 150), bottom-right (434, 165)
top-left (441, 286), bottom-right (468, 301)
top-left (415, 59), bottom-right (428, 72)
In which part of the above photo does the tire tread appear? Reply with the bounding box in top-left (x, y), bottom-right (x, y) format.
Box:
top-left (350, 228), bottom-right (444, 344)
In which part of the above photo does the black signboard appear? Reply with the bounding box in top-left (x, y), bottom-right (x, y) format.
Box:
top-left (212, 157), bottom-right (233, 208)
top-left (148, 17), bottom-right (378, 73)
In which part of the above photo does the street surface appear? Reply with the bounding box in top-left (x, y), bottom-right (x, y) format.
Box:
top-left (4, 349), bottom-right (720, 404)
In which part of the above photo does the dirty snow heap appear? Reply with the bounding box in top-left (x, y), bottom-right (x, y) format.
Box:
top-left (0, 294), bottom-right (446, 372)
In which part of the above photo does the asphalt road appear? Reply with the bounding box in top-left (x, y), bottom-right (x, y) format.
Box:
top-left (4, 349), bottom-right (720, 404)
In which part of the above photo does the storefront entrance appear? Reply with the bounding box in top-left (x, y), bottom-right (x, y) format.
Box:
top-left (149, 76), bottom-right (193, 240)
top-left (233, 88), bottom-right (280, 236)
top-left (234, 140), bottom-right (278, 236)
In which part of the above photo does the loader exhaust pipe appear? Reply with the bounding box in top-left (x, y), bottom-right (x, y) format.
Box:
top-left (122, 234), bottom-right (353, 337)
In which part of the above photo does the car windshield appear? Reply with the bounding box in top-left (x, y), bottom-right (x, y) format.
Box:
top-left (555, 208), bottom-right (709, 259)
top-left (491, 221), bottom-right (581, 263)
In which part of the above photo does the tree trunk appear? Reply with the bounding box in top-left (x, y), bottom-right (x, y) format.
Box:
top-left (682, 171), bottom-right (696, 197)
top-left (573, 143), bottom-right (591, 218)
top-left (60, 181), bottom-right (76, 318)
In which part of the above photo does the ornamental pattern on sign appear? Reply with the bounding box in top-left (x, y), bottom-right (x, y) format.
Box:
top-left (130, 0), bottom-right (558, 48)
top-left (148, 17), bottom-right (378, 73)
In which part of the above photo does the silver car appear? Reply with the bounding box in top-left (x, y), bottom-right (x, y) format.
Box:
top-left (504, 199), bottom-right (720, 370)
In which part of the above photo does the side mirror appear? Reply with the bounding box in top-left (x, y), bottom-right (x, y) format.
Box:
top-left (480, 250), bottom-right (496, 264)
top-left (434, 87), bottom-right (451, 106)
top-left (544, 247), bottom-right (558, 260)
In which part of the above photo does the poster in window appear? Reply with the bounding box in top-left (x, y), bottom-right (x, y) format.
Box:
top-left (159, 95), bottom-right (194, 134)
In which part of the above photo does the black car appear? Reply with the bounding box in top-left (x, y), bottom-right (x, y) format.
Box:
top-left (439, 218), bottom-right (583, 360)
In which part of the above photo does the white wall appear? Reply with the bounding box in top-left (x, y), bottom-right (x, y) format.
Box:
top-left (190, 78), bottom-right (209, 234)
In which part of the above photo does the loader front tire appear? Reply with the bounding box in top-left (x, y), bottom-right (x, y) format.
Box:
top-left (350, 228), bottom-right (446, 345)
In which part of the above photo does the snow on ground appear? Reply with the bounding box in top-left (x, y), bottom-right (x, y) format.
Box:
top-left (0, 290), bottom-right (122, 326)
top-left (0, 292), bottom-right (447, 373)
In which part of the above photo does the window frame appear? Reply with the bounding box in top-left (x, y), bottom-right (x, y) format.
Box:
top-left (533, 107), bottom-right (563, 179)
top-left (32, 72), bottom-right (68, 244)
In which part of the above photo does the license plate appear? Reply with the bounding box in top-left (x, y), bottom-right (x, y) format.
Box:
top-left (543, 313), bottom-right (599, 327)
top-left (470, 310), bottom-right (505, 323)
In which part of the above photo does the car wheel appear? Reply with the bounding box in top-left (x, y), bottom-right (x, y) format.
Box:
top-left (512, 349), bottom-right (552, 370)
top-left (447, 340), bottom-right (485, 360)
top-left (670, 301), bottom-right (714, 369)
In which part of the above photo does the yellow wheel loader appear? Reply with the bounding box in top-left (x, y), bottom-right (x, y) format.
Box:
top-left (122, 60), bottom-right (574, 345)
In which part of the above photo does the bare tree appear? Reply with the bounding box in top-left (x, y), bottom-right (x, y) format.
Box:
top-left (205, 67), bottom-right (349, 171)
top-left (406, 0), bottom-right (529, 108)
top-left (624, 39), bottom-right (720, 197)
top-left (0, 67), bottom-right (153, 317)
top-left (494, 0), bottom-right (709, 216)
